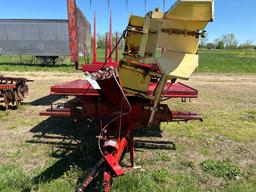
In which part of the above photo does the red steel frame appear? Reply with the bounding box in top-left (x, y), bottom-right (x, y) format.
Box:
top-left (82, 11), bottom-right (119, 72)
top-left (41, 71), bottom-right (203, 192)
top-left (67, 0), bottom-right (119, 72)
top-left (0, 84), bottom-right (16, 89)
top-left (93, 12), bottom-right (97, 64)
top-left (67, 0), bottom-right (79, 70)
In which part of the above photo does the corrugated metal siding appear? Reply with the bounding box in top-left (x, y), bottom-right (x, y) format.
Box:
top-left (0, 19), bottom-right (70, 56)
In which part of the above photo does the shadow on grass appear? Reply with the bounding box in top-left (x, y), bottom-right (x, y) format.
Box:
top-left (28, 117), bottom-right (176, 191)
top-left (1, 94), bottom-right (60, 110)
top-left (30, 95), bottom-right (60, 106)
top-left (135, 140), bottom-right (176, 150)
top-left (28, 117), bottom-right (102, 191)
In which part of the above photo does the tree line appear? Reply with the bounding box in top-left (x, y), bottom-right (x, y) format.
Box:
top-left (93, 33), bottom-right (125, 49)
top-left (200, 33), bottom-right (256, 50)
top-left (93, 32), bottom-right (256, 51)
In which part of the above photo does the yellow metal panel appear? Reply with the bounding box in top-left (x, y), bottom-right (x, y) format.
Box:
top-left (156, 0), bottom-right (213, 78)
top-left (125, 16), bottom-right (151, 57)
top-left (149, 9), bottom-right (164, 19)
top-left (157, 51), bottom-right (199, 80)
top-left (158, 31), bottom-right (200, 54)
top-left (138, 16), bottom-right (151, 56)
top-left (158, 14), bottom-right (210, 54)
top-left (145, 18), bottom-right (161, 57)
top-left (119, 61), bottom-right (152, 94)
top-left (126, 32), bottom-right (143, 52)
top-left (129, 16), bottom-right (144, 27)
top-left (161, 19), bottom-right (208, 33)
top-left (123, 0), bottom-right (214, 81)
top-left (164, 0), bottom-right (214, 21)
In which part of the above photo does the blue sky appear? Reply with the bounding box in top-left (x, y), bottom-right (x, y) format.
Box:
top-left (0, 0), bottom-right (255, 44)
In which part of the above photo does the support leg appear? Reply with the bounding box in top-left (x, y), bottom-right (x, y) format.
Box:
top-left (102, 171), bottom-right (112, 192)
top-left (15, 91), bottom-right (20, 109)
top-left (3, 94), bottom-right (9, 110)
top-left (129, 138), bottom-right (134, 167)
top-left (77, 158), bottom-right (105, 192)
top-left (148, 75), bottom-right (167, 126)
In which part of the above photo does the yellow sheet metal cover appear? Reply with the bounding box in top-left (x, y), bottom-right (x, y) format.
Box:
top-left (164, 0), bottom-right (214, 21)
top-left (156, 0), bottom-right (214, 79)
top-left (157, 51), bottom-right (199, 80)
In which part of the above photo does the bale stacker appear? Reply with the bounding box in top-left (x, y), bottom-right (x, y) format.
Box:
top-left (40, 0), bottom-right (214, 191)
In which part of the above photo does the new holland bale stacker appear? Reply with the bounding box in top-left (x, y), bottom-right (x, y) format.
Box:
top-left (40, 0), bottom-right (214, 191)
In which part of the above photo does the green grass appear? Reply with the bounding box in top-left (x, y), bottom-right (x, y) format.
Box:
top-left (198, 49), bottom-right (256, 73)
top-left (0, 49), bottom-right (121, 73)
top-left (0, 55), bottom-right (75, 72)
top-left (0, 56), bottom-right (255, 191)
top-left (0, 164), bottom-right (76, 192)
top-left (223, 180), bottom-right (256, 192)
top-left (0, 164), bottom-right (32, 192)
top-left (1, 164), bottom-right (199, 192)
top-left (112, 169), bottom-right (200, 192)
top-left (201, 160), bottom-right (241, 180)
top-left (1, 163), bottom-right (254, 192)
top-left (0, 49), bottom-right (256, 73)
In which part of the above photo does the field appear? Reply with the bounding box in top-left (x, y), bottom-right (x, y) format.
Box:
top-left (0, 49), bottom-right (256, 73)
top-left (0, 49), bottom-right (256, 192)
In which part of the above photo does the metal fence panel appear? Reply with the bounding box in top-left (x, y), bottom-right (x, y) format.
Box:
top-left (0, 19), bottom-right (70, 56)
top-left (76, 7), bottom-right (91, 57)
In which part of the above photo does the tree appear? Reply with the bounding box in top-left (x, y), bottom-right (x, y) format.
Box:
top-left (239, 39), bottom-right (254, 49)
top-left (206, 43), bottom-right (215, 49)
top-left (221, 34), bottom-right (238, 49)
top-left (117, 32), bottom-right (125, 49)
top-left (244, 39), bottom-right (254, 46)
top-left (216, 41), bottom-right (224, 49)
top-left (213, 38), bottom-right (221, 47)
top-left (96, 32), bottom-right (124, 49)
top-left (97, 34), bottom-right (105, 49)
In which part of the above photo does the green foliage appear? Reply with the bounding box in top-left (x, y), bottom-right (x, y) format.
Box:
top-left (0, 164), bottom-right (32, 192)
top-left (221, 33), bottom-right (238, 48)
top-left (216, 41), bottom-right (225, 49)
top-left (206, 43), bottom-right (215, 49)
top-left (0, 164), bottom-right (77, 192)
top-left (112, 169), bottom-right (200, 192)
top-left (35, 179), bottom-right (75, 192)
top-left (213, 34), bottom-right (238, 49)
top-left (201, 160), bottom-right (241, 180)
top-left (238, 45), bottom-right (255, 50)
top-left (97, 34), bottom-right (105, 48)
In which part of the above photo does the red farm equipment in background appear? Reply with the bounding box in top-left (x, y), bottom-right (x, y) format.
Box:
top-left (0, 76), bottom-right (32, 110)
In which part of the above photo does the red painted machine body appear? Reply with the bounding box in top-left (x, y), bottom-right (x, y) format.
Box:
top-left (41, 1), bottom-right (204, 192)
top-left (41, 78), bottom-right (201, 127)
top-left (40, 69), bottom-right (202, 192)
